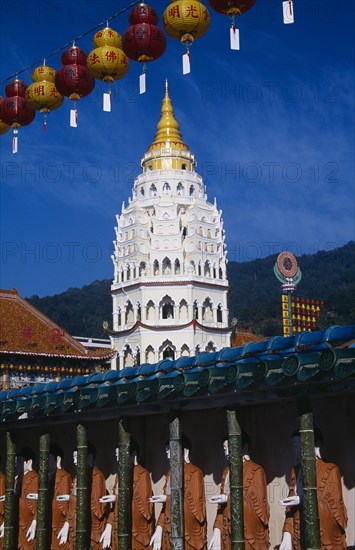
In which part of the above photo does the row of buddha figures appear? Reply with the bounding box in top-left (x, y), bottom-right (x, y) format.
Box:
top-left (0, 427), bottom-right (348, 550)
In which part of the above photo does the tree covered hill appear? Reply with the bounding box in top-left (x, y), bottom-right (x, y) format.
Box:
top-left (27, 241), bottom-right (355, 338)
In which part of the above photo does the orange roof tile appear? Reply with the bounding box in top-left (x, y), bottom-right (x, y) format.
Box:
top-left (0, 289), bottom-right (114, 360)
top-left (232, 328), bottom-right (267, 347)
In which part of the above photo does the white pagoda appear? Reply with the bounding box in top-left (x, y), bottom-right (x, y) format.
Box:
top-left (110, 83), bottom-right (231, 368)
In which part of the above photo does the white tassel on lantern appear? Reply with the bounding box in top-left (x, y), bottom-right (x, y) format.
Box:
top-left (230, 26), bottom-right (240, 50)
top-left (103, 92), bottom-right (111, 112)
top-left (139, 73), bottom-right (146, 95)
top-left (12, 129), bottom-right (18, 154)
top-left (182, 52), bottom-right (190, 75)
top-left (70, 109), bottom-right (78, 127)
top-left (283, 0), bottom-right (294, 24)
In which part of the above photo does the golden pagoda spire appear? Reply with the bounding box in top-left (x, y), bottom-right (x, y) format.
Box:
top-left (152, 79), bottom-right (185, 146)
top-left (141, 81), bottom-right (195, 172)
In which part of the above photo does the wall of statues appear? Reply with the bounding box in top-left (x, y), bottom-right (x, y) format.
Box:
top-left (0, 394), bottom-right (354, 548)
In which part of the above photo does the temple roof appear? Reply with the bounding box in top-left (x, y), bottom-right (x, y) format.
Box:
top-left (1, 324), bottom-right (354, 426)
top-left (232, 328), bottom-right (266, 347)
top-left (0, 289), bottom-right (114, 360)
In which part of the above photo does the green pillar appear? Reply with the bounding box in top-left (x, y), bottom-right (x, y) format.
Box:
top-left (298, 399), bottom-right (320, 550)
top-left (227, 409), bottom-right (245, 550)
top-left (3, 432), bottom-right (16, 550)
top-left (169, 412), bottom-right (184, 550)
top-left (118, 418), bottom-right (131, 550)
top-left (76, 424), bottom-right (90, 550)
top-left (37, 430), bottom-right (50, 550)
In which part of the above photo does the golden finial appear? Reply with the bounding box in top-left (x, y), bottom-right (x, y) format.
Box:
top-left (141, 82), bottom-right (195, 172)
top-left (152, 81), bottom-right (184, 145)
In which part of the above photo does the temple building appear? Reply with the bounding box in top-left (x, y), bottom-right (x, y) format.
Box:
top-left (0, 288), bottom-right (114, 389)
top-left (110, 83), bottom-right (231, 368)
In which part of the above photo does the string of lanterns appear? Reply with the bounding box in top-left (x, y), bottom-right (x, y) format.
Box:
top-left (0, 0), bottom-right (294, 153)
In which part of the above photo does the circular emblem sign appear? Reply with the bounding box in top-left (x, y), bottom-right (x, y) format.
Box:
top-left (277, 251), bottom-right (298, 278)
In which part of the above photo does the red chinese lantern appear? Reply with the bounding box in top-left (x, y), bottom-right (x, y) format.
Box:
top-left (0, 79), bottom-right (36, 153)
top-left (26, 65), bottom-right (63, 132)
top-left (55, 46), bottom-right (95, 127)
top-left (87, 27), bottom-right (129, 112)
top-left (122, 3), bottom-right (167, 94)
top-left (208, 0), bottom-right (256, 49)
top-left (0, 97), bottom-right (10, 135)
top-left (163, 0), bottom-right (210, 74)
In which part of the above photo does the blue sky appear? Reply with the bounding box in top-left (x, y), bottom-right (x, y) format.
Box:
top-left (0, 0), bottom-right (354, 298)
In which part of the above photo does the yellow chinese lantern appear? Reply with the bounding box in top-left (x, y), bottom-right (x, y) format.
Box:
top-left (87, 26), bottom-right (129, 112)
top-left (163, 0), bottom-right (210, 74)
top-left (26, 65), bottom-right (63, 132)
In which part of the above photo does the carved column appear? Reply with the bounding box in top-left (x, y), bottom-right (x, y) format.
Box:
top-left (37, 430), bottom-right (50, 550)
top-left (297, 398), bottom-right (320, 549)
top-left (76, 424), bottom-right (90, 550)
top-left (227, 410), bottom-right (244, 550)
top-left (3, 431), bottom-right (16, 550)
top-left (118, 418), bottom-right (131, 550)
top-left (169, 412), bottom-right (184, 550)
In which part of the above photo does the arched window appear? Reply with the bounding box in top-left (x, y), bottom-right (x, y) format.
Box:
top-left (174, 259), bottom-right (181, 275)
top-left (139, 262), bottom-right (146, 276)
top-left (219, 267), bottom-right (223, 279)
top-left (179, 299), bottom-right (188, 320)
top-left (205, 341), bottom-right (216, 353)
top-left (181, 344), bottom-right (190, 357)
top-left (193, 301), bottom-right (199, 320)
top-left (162, 257), bottom-right (172, 275)
top-left (125, 301), bottom-right (134, 324)
top-left (140, 187), bottom-right (145, 196)
top-left (160, 340), bottom-right (176, 360)
top-left (188, 260), bottom-right (195, 274)
top-left (136, 303), bottom-right (141, 321)
top-left (153, 260), bottom-right (159, 275)
top-left (182, 163), bottom-right (187, 170)
top-left (207, 229), bottom-right (212, 238)
top-left (204, 261), bottom-right (211, 277)
top-left (117, 308), bottom-right (122, 326)
top-left (198, 263), bottom-right (202, 276)
top-left (124, 345), bottom-right (134, 367)
top-left (146, 300), bottom-right (155, 322)
top-left (189, 185), bottom-right (194, 196)
top-left (202, 298), bottom-right (213, 322)
top-left (177, 182), bottom-right (184, 195)
top-left (161, 295), bottom-right (175, 319)
top-left (149, 184), bottom-right (157, 197)
top-left (146, 345), bottom-right (155, 363)
top-left (217, 304), bottom-right (223, 323)
top-left (163, 182), bottom-right (171, 194)
top-left (163, 346), bottom-right (175, 359)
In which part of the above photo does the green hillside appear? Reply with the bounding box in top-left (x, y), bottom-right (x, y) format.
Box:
top-left (27, 241), bottom-right (355, 338)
